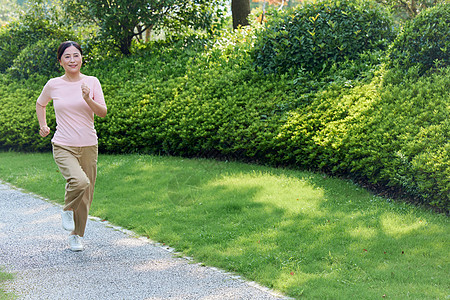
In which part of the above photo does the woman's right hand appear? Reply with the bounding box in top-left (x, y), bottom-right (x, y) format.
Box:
top-left (39, 126), bottom-right (50, 137)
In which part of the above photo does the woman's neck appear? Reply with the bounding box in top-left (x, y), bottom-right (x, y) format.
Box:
top-left (62, 73), bottom-right (83, 82)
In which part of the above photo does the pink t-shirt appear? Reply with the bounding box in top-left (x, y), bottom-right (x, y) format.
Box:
top-left (37, 75), bottom-right (106, 147)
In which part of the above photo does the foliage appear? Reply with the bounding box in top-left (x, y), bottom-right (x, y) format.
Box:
top-left (389, 3), bottom-right (450, 75)
top-left (0, 0), bottom-right (75, 74)
top-left (379, 69), bottom-right (450, 209)
top-left (0, 0), bottom-right (19, 25)
top-left (90, 30), bottom-right (294, 159)
top-left (251, 0), bottom-right (303, 10)
top-left (252, 0), bottom-right (290, 4)
top-left (277, 67), bottom-right (449, 211)
top-left (64, 0), bottom-right (228, 55)
top-left (375, 0), bottom-right (447, 19)
top-left (0, 74), bottom-right (53, 151)
top-left (252, 0), bottom-right (396, 74)
top-left (7, 38), bottom-right (62, 79)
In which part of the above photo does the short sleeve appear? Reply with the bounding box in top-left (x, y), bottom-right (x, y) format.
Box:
top-left (92, 77), bottom-right (106, 107)
top-left (36, 80), bottom-right (52, 106)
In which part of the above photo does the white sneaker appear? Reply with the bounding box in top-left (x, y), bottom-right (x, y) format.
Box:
top-left (61, 210), bottom-right (75, 231)
top-left (68, 235), bottom-right (83, 251)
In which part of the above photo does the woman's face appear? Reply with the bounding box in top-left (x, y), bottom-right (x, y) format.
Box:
top-left (59, 45), bottom-right (82, 74)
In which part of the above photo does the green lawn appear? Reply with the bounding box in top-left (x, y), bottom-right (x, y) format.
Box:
top-left (0, 269), bottom-right (14, 300)
top-left (0, 151), bottom-right (448, 299)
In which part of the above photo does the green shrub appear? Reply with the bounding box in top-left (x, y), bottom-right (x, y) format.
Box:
top-left (0, 74), bottom-right (54, 151)
top-left (7, 38), bottom-right (62, 79)
top-left (317, 68), bottom-right (448, 210)
top-left (92, 30), bottom-right (295, 161)
top-left (272, 67), bottom-right (449, 212)
top-left (252, 0), bottom-right (395, 74)
top-left (389, 3), bottom-right (450, 75)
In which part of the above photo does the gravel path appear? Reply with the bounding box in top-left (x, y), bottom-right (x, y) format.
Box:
top-left (0, 181), bottom-right (288, 300)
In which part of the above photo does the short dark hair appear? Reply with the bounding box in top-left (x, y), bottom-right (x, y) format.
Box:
top-left (57, 41), bottom-right (82, 61)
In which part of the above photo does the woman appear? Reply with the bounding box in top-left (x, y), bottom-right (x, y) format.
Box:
top-left (36, 41), bottom-right (107, 251)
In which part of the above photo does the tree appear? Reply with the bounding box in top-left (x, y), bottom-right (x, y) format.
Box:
top-left (375, 0), bottom-right (447, 18)
top-left (232, 0), bottom-right (250, 29)
top-left (66, 0), bottom-right (226, 55)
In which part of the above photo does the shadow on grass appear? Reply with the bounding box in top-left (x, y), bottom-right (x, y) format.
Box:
top-left (92, 155), bottom-right (449, 299)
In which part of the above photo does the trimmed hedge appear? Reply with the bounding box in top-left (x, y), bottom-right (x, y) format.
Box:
top-left (0, 75), bottom-right (54, 151)
top-left (276, 68), bottom-right (449, 210)
top-left (7, 38), bottom-right (62, 79)
top-left (389, 3), bottom-right (450, 75)
top-left (252, 0), bottom-right (395, 74)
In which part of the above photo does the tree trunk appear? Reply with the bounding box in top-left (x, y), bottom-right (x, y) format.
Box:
top-left (118, 34), bottom-right (133, 55)
top-left (232, 0), bottom-right (251, 29)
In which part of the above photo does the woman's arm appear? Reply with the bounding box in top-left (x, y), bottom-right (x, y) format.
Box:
top-left (36, 102), bottom-right (50, 137)
top-left (82, 83), bottom-right (107, 118)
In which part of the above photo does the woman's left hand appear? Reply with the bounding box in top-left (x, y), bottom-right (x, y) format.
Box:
top-left (80, 82), bottom-right (107, 118)
top-left (81, 83), bottom-right (90, 101)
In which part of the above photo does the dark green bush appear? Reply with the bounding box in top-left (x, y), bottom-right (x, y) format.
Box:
top-left (252, 0), bottom-right (395, 74)
top-left (389, 3), bottom-right (450, 75)
top-left (7, 38), bottom-right (62, 79)
top-left (0, 74), bottom-right (54, 151)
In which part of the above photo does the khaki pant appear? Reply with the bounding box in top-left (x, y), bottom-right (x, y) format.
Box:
top-left (52, 143), bottom-right (98, 237)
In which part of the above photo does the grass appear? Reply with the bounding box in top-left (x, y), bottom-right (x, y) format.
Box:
top-left (0, 151), bottom-right (448, 299)
top-left (0, 269), bottom-right (14, 300)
